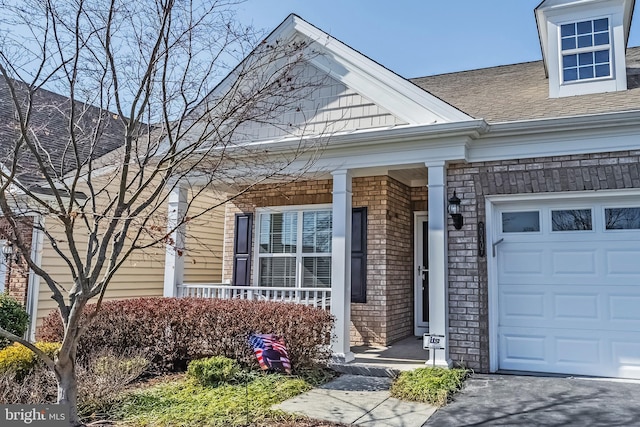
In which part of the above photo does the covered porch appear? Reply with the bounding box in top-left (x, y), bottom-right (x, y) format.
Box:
top-left (162, 162), bottom-right (454, 368)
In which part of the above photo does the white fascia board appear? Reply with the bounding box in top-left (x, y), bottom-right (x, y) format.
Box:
top-left (183, 122), bottom-right (484, 187)
top-left (306, 138), bottom-right (470, 172)
top-left (290, 16), bottom-right (473, 124)
top-left (257, 128), bottom-right (477, 173)
top-left (230, 119), bottom-right (487, 154)
top-left (468, 110), bottom-right (640, 162)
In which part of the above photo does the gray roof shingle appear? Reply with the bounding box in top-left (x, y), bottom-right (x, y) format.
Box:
top-left (411, 46), bottom-right (640, 123)
top-left (0, 78), bottom-right (129, 191)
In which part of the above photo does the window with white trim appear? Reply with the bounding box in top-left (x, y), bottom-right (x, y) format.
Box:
top-left (561, 18), bottom-right (611, 82)
top-left (257, 207), bottom-right (332, 288)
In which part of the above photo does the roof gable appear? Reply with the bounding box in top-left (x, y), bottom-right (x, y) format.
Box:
top-left (282, 15), bottom-right (472, 125)
top-left (205, 14), bottom-right (472, 139)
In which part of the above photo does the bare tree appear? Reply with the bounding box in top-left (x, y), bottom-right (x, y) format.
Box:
top-left (0, 0), bottom-right (328, 424)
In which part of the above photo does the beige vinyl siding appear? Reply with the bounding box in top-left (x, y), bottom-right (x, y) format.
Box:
top-left (183, 191), bottom-right (225, 284)
top-left (35, 188), bottom-right (226, 328)
top-left (232, 63), bottom-right (407, 143)
top-left (36, 222), bottom-right (165, 328)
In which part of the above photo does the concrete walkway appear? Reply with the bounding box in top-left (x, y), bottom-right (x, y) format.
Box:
top-left (274, 374), bottom-right (436, 427)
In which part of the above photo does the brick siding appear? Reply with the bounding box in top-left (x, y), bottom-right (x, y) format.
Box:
top-left (446, 150), bottom-right (640, 372)
top-left (0, 217), bottom-right (33, 306)
top-left (222, 177), bottom-right (426, 346)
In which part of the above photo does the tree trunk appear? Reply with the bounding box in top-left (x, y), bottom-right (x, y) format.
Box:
top-left (55, 353), bottom-right (81, 426)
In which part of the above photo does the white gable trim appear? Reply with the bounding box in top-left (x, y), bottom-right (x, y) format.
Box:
top-left (208, 14), bottom-right (472, 128)
top-left (284, 16), bottom-right (472, 124)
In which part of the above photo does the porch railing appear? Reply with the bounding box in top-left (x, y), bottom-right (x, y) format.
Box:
top-left (177, 283), bottom-right (331, 310)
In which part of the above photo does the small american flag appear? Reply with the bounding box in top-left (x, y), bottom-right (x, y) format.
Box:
top-left (249, 333), bottom-right (292, 374)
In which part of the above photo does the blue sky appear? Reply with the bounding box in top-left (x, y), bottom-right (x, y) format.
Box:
top-left (237, 0), bottom-right (640, 78)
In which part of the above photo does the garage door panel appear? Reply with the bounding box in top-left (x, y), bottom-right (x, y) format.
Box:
top-left (499, 245), bottom-right (603, 285)
top-left (500, 248), bottom-right (544, 274)
top-left (501, 333), bottom-right (547, 363)
top-left (555, 337), bottom-right (601, 365)
top-left (501, 287), bottom-right (640, 330)
top-left (500, 327), bottom-right (640, 377)
top-left (612, 342), bottom-right (640, 379)
top-left (496, 199), bottom-right (640, 380)
top-left (609, 296), bottom-right (640, 321)
top-left (554, 293), bottom-right (599, 320)
top-left (606, 250), bottom-right (640, 276)
top-left (552, 250), bottom-right (597, 275)
top-left (500, 291), bottom-right (545, 320)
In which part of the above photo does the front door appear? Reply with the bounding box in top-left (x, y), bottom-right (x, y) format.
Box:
top-left (414, 213), bottom-right (429, 335)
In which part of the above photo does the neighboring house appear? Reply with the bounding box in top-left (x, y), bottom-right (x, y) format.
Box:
top-left (0, 78), bottom-right (225, 338)
top-left (164, 0), bottom-right (640, 380)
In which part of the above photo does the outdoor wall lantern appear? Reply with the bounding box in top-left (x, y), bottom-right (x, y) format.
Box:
top-left (2, 241), bottom-right (19, 264)
top-left (448, 191), bottom-right (463, 230)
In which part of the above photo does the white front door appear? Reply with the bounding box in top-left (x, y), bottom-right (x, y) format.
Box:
top-left (414, 213), bottom-right (429, 335)
top-left (490, 195), bottom-right (640, 379)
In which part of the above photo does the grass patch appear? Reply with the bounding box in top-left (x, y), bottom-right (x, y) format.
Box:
top-left (390, 367), bottom-right (470, 407)
top-left (115, 372), bottom-right (318, 426)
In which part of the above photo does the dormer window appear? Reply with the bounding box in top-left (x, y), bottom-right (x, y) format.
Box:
top-left (561, 18), bottom-right (611, 82)
top-left (535, 0), bottom-right (633, 99)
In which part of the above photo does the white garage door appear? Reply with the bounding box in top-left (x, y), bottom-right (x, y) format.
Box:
top-left (494, 197), bottom-right (640, 379)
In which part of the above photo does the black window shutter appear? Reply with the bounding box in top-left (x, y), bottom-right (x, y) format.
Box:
top-left (351, 207), bottom-right (367, 303)
top-left (232, 213), bottom-right (253, 287)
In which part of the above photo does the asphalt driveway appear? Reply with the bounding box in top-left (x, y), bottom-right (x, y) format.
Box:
top-left (424, 373), bottom-right (640, 427)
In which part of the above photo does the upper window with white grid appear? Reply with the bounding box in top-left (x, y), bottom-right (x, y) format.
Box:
top-left (560, 18), bottom-right (611, 82)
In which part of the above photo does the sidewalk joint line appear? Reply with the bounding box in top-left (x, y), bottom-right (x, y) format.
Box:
top-left (351, 395), bottom-right (392, 425)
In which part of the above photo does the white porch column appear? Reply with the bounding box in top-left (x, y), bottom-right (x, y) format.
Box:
top-left (163, 185), bottom-right (188, 297)
top-left (330, 169), bottom-right (354, 362)
top-left (426, 161), bottom-right (452, 367)
top-left (26, 215), bottom-right (44, 341)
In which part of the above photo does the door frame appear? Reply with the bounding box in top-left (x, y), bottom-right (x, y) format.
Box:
top-left (414, 211), bottom-right (429, 336)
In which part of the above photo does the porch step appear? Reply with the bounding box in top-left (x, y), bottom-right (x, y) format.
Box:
top-left (329, 362), bottom-right (401, 378)
top-left (329, 336), bottom-right (430, 378)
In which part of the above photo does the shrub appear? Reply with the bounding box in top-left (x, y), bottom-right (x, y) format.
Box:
top-left (78, 350), bottom-right (149, 420)
top-left (0, 293), bottom-right (29, 349)
top-left (187, 356), bottom-right (243, 387)
top-left (39, 297), bottom-right (334, 373)
top-left (0, 347), bottom-right (148, 413)
top-left (0, 342), bottom-right (60, 378)
top-left (390, 367), bottom-right (470, 406)
top-left (0, 364), bottom-right (57, 404)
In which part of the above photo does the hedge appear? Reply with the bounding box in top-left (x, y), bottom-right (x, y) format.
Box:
top-left (0, 293), bottom-right (29, 349)
top-left (0, 342), bottom-right (60, 379)
top-left (39, 297), bottom-right (334, 373)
